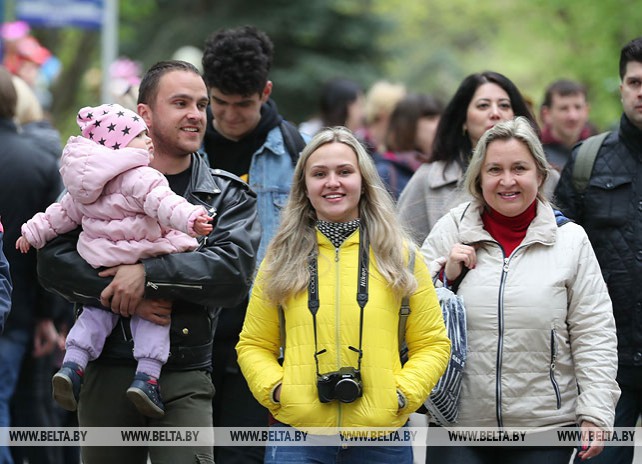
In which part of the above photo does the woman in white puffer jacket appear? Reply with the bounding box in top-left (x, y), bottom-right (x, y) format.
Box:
top-left (421, 117), bottom-right (619, 464)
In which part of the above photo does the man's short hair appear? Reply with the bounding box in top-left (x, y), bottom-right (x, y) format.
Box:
top-left (620, 36), bottom-right (642, 79)
top-left (137, 60), bottom-right (203, 106)
top-left (542, 79), bottom-right (587, 108)
top-left (0, 66), bottom-right (17, 119)
top-left (201, 25), bottom-right (273, 96)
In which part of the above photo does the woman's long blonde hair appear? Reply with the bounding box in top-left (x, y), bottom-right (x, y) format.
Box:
top-left (262, 126), bottom-right (417, 304)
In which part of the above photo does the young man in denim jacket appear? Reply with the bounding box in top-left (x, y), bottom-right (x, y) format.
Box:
top-left (201, 25), bottom-right (309, 464)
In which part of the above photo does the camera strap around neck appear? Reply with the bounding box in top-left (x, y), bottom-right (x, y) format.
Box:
top-left (308, 225), bottom-right (369, 376)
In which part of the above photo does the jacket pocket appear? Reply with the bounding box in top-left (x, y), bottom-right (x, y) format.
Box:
top-left (584, 175), bottom-right (632, 227)
top-left (549, 329), bottom-right (561, 409)
top-left (272, 193), bottom-right (288, 211)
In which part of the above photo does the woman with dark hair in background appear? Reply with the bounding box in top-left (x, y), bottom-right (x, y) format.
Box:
top-left (397, 71), bottom-right (559, 246)
top-left (375, 93), bottom-right (443, 199)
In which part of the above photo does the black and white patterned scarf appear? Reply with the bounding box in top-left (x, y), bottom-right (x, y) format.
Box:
top-left (316, 219), bottom-right (361, 248)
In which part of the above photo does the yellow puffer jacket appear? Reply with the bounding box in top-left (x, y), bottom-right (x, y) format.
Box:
top-left (237, 229), bottom-right (450, 431)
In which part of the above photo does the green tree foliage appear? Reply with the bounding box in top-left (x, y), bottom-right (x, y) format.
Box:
top-left (22, 0), bottom-right (387, 135)
top-left (119, 0), bottom-right (389, 122)
top-left (374, 0), bottom-right (642, 130)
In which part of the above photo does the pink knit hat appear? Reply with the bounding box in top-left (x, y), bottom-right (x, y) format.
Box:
top-left (77, 103), bottom-right (148, 150)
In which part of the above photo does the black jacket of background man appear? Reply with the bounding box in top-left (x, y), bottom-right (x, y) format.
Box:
top-left (0, 118), bottom-right (62, 334)
top-left (555, 114), bottom-right (642, 366)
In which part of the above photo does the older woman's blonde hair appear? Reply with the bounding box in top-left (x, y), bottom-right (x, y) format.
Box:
top-left (12, 75), bottom-right (43, 125)
top-left (262, 126), bottom-right (417, 304)
top-left (463, 116), bottom-right (551, 204)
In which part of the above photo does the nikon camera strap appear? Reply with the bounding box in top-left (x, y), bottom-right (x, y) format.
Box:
top-left (278, 226), bottom-right (369, 373)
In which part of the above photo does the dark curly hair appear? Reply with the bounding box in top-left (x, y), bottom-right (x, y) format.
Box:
top-left (202, 25), bottom-right (273, 96)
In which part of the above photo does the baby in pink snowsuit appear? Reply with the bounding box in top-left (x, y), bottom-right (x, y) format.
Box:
top-left (16, 103), bottom-right (213, 418)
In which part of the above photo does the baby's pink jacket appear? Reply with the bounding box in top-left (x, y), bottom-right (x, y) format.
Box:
top-left (22, 136), bottom-right (206, 268)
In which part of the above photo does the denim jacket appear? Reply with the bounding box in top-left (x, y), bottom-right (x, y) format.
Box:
top-left (249, 126), bottom-right (309, 263)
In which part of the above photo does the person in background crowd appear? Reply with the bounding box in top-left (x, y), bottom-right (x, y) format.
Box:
top-left (237, 126), bottom-right (450, 464)
top-left (540, 79), bottom-right (593, 172)
top-left (1, 24), bottom-right (58, 112)
top-left (35, 60), bottom-right (260, 464)
top-left (423, 117), bottom-right (618, 464)
top-left (0, 65), bottom-right (62, 464)
top-left (375, 93), bottom-right (444, 199)
top-left (201, 25), bottom-right (309, 464)
top-left (357, 80), bottom-right (406, 154)
top-left (12, 74), bottom-right (62, 160)
top-left (0, 220), bottom-right (11, 334)
top-left (9, 71), bottom-right (72, 464)
top-left (397, 71), bottom-right (559, 246)
top-left (555, 36), bottom-right (642, 464)
top-left (414, 94), bottom-right (444, 160)
top-left (299, 77), bottom-right (365, 137)
top-left (1, 22), bottom-right (44, 86)
top-left (108, 57), bottom-right (143, 112)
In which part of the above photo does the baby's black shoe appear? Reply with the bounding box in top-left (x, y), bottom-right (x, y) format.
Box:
top-left (126, 372), bottom-right (165, 418)
top-left (52, 362), bottom-right (84, 411)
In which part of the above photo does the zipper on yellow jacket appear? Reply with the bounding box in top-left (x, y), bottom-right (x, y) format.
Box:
top-left (334, 244), bottom-right (343, 428)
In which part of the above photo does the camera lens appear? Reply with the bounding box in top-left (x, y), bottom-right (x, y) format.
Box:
top-left (334, 378), bottom-right (361, 403)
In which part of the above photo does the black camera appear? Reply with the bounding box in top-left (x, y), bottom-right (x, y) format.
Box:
top-left (317, 367), bottom-right (363, 403)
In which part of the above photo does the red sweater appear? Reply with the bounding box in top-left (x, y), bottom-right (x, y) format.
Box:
top-left (481, 201), bottom-right (537, 256)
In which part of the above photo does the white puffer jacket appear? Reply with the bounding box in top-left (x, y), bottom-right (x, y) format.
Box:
top-left (422, 200), bottom-right (620, 430)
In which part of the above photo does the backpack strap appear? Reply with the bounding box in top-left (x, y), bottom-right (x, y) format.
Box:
top-left (572, 131), bottom-right (610, 194)
top-left (280, 120), bottom-right (307, 167)
top-left (398, 248), bottom-right (415, 359)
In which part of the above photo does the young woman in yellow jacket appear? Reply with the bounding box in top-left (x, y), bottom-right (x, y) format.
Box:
top-left (236, 126), bottom-right (450, 464)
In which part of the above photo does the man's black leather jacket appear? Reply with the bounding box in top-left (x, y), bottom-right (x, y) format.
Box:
top-left (37, 153), bottom-right (261, 371)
